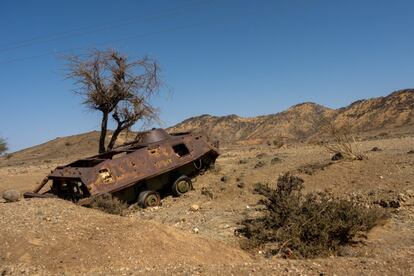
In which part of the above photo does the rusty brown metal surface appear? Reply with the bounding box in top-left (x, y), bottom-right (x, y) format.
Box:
top-left (25, 129), bottom-right (219, 203)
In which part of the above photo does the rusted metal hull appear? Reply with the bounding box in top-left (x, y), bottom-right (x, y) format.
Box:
top-left (24, 129), bottom-right (219, 203)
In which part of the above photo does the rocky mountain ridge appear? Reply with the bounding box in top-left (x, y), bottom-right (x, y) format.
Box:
top-left (169, 89), bottom-right (414, 144)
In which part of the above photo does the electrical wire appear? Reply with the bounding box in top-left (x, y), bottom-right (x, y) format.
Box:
top-left (0, 23), bottom-right (205, 65)
top-left (0, 0), bottom-right (211, 52)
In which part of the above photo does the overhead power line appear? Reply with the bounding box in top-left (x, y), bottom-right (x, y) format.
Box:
top-left (0, 23), bottom-right (205, 65)
top-left (0, 0), bottom-right (211, 52)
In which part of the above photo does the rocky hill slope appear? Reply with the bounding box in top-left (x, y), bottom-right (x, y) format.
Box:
top-left (169, 89), bottom-right (414, 144)
top-left (2, 89), bottom-right (413, 164)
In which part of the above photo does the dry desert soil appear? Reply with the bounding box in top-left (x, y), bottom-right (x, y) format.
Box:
top-left (1, 133), bottom-right (414, 275)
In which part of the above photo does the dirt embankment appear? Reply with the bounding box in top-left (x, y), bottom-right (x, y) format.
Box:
top-left (0, 199), bottom-right (251, 275)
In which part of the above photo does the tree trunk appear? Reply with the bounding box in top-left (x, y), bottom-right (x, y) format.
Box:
top-left (107, 125), bottom-right (122, 151)
top-left (99, 112), bottom-right (109, 154)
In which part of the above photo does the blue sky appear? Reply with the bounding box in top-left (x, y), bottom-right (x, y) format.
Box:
top-left (1, 0), bottom-right (414, 152)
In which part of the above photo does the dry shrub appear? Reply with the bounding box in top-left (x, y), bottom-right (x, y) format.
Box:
top-left (0, 138), bottom-right (7, 155)
top-left (254, 160), bottom-right (266, 169)
top-left (270, 156), bottom-right (282, 164)
top-left (238, 173), bottom-right (387, 258)
top-left (273, 140), bottom-right (284, 148)
top-left (321, 120), bottom-right (366, 160)
top-left (209, 164), bottom-right (222, 174)
top-left (88, 193), bottom-right (128, 215)
top-left (256, 153), bottom-right (268, 159)
top-left (238, 159), bottom-right (249, 164)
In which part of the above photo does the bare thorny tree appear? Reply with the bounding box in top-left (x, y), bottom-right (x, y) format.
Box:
top-left (66, 49), bottom-right (162, 154)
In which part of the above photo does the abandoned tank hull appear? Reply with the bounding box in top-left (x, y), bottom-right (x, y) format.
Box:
top-left (25, 129), bottom-right (219, 206)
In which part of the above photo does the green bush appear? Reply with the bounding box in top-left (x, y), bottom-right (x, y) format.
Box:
top-left (239, 173), bottom-right (387, 258)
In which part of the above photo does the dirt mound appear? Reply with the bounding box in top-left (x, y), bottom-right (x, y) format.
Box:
top-left (0, 199), bottom-right (251, 274)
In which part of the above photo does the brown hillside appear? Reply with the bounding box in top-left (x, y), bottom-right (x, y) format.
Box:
top-left (2, 89), bottom-right (413, 165)
top-left (2, 131), bottom-right (134, 167)
top-left (169, 103), bottom-right (335, 144)
top-left (333, 89), bottom-right (414, 132)
top-left (170, 89), bottom-right (414, 144)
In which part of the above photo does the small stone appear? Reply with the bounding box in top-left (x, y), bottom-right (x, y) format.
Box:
top-left (371, 147), bottom-right (382, 152)
top-left (193, 227), bottom-right (199, 234)
top-left (220, 176), bottom-right (229, 182)
top-left (2, 189), bottom-right (20, 202)
top-left (200, 187), bottom-right (214, 199)
top-left (378, 200), bottom-right (388, 208)
top-left (389, 200), bottom-right (400, 208)
top-left (190, 204), bottom-right (200, 211)
top-left (331, 152), bottom-right (344, 161)
top-left (237, 182), bottom-right (245, 188)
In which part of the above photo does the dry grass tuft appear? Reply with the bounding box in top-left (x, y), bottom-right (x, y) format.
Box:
top-left (88, 193), bottom-right (128, 215)
top-left (321, 120), bottom-right (366, 160)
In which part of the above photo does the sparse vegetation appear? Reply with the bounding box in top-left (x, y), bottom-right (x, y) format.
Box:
top-left (296, 161), bottom-right (332, 175)
top-left (88, 193), bottom-right (128, 215)
top-left (254, 160), bottom-right (266, 169)
top-left (238, 158), bottom-right (249, 164)
top-left (239, 173), bottom-right (387, 258)
top-left (272, 140), bottom-right (284, 148)
top-left (200, 187), bottom-right (214, 199)
top-left (256, 153), bottom-right (267, 159)
top-left (270, 156), bottom-right (282, 164)
top-left (0, 138), bottom-right (8, 155)
top-left (210, 164), bottom-right (222, 174)
top-left (321, 120), bottom-right (366, 160)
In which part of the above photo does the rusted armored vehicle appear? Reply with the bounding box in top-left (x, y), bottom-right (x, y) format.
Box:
top-left (24, 129), bottom-right (219, 207)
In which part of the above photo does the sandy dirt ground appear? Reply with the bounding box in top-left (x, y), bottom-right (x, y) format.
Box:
top-left (1, 136), bottom-right (414, 275)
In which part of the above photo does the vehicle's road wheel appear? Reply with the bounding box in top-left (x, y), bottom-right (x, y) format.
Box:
top-left (172, 175), bottom-right (192, 197)
top-left (138, 191), bottom-right (161, 208)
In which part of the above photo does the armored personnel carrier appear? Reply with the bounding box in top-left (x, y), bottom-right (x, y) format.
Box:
top-left (24, 129), bottom-right (219, 207)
